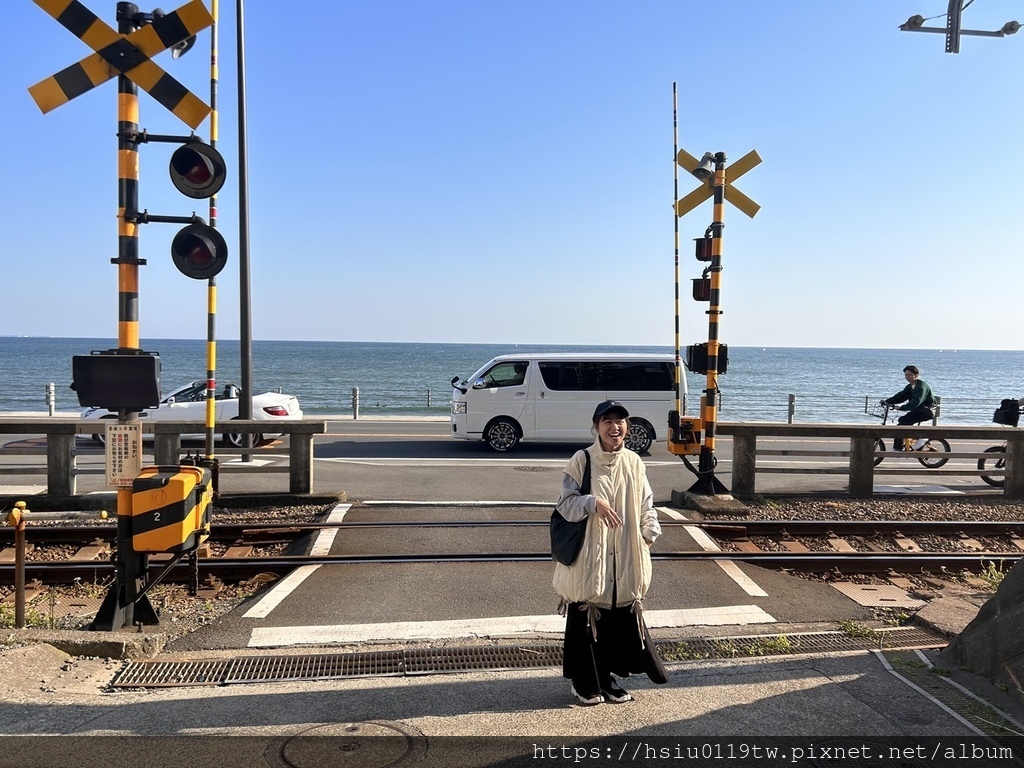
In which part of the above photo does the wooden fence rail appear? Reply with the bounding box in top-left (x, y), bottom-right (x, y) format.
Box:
top-left (715, 422), bottom-right (1024, 499)
top-left (0, 419), bottom-right (327, 496)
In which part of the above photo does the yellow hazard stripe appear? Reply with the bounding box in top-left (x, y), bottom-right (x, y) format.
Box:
top-left (30, 0), bottom-right (213, 128)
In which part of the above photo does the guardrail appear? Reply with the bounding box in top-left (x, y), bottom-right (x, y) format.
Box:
top-left (0, 419), bottom-right (327, 496)
top-left (715, 422), bottom-right (1024, 499)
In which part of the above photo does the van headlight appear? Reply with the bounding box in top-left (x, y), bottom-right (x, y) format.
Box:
top-left (451, 402), bottom-right (467, 415)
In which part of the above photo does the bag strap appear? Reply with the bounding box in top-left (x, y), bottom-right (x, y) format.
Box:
top-left (580, 449), bottom-right (591, 495)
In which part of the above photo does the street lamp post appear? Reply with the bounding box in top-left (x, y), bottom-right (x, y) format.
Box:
top-left (900, 1), bottom-right (1019, 53)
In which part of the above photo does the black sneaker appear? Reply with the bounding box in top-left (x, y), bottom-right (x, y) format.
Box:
top-left (600, 681), bottom-right (634, 703)
top-left (570, 685), bottom-right (605, 706)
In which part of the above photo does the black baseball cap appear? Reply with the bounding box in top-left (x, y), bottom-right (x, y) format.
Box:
top-left (593, 400), bottom-right (630, 420)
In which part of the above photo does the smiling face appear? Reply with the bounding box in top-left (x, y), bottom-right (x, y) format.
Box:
top-left (596, 411), bottom-right (629, 452)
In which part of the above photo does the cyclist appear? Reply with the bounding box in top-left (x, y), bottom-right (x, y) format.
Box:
top-left (880, 365), bottom-right (935, 450)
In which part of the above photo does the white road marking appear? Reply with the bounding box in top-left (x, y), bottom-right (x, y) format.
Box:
top-left (309, 503), bottom-right (351, 557)
top-left (661, 508), bottom-right (770, 598)
top-left (242, 565), bottom-right (321, 619)
top-left (657, 507), bottom-right (689, 521)
top-left (361, 500), bottom-right (551, 507)
top-left (246, 504), bottom-right (353, 616)
top-left (247, 605), bottom-right (777, 647)
top-left (219, 457), bottom-right (276, 467)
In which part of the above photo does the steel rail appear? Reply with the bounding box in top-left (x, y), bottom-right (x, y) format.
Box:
top-left (3, 549), bottom-right (1020, 584)
top-left (6, 519), bottom-right (1024, 544)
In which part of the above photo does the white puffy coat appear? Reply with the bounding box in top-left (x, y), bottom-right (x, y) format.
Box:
top-left (552, 440), bottom-right (661, 607)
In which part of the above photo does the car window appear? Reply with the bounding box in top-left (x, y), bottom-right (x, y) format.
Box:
top-left (482, 361), bottom-right (528, 388)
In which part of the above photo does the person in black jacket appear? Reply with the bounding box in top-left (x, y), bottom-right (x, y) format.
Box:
top-left (881, 365), bottom-right (935, 450)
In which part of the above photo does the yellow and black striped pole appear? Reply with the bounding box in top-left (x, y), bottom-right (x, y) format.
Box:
top-left (96, 1), bottom-right (158, 631)
top-left (689, 152), bottom-right (729, 496)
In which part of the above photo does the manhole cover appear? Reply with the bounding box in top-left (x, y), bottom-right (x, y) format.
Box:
top-left (831, 582), bottom-right (926, 609)
top-left (279, 722), bottom-right (421, 768)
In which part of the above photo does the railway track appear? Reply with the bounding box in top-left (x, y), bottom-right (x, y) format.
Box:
top-left (2, 519), bottom-right (1021, 585)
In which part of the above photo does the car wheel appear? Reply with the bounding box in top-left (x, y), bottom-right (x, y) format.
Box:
top-left (225, 429), bottom-right (264, 448)
top-left (484, 417), bottom-right (520, 452)
top-left (93, 415), bottom-right (117, 445)
top-left (624, 419), bottom-right (654, 454)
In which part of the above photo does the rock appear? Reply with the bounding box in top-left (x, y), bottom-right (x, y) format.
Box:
top-left (939, 559), bottom-right (1024, 701)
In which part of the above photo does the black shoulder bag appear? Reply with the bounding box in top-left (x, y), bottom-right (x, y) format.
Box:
top-left (550, 449), bottom-right (592, 566)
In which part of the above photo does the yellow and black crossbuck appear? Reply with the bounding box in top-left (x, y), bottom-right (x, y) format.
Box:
top-left (29, 0), bottom-right (213, 129)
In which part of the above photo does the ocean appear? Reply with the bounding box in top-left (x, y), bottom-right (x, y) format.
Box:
top-left (1, 337), bottom-right (1020, 425)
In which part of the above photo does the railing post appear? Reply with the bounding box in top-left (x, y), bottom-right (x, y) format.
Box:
top-left (352, 387), bottom-right (359, 420)
top-left (788, 394), bottom-right (795, 424)
top-left (732, 432), bottom-right (757, 497)
top-left (849, 436), bottom-right (875, 498)
top-left (427, 388), bottom-right (432, 408)
top-left (46, 383), bottom-right (56, 417)
top-left (154, 433), bottom-right (181, 466)
top-left (932, 395), bottom-right (941, 425)
top-left (1005, 432), bottom-right (1024, 500)
top-left (46, 430), bottom-right (76, 497)
top-left (289, 429), bottom-right (314, 494)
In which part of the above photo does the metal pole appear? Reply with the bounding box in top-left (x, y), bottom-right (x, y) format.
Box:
top-left (114, 1), bottom-right (141, 630)
top-left (237, 0), bottom-right (254, 462)
top-left (93, 2), bottom-right (157, 631)
top-left (672, 84), bottom-right (683, 417)
top-left (205, 0), bottom-right (220, 462)
top-left (12, 503), bottom-right (26, 629)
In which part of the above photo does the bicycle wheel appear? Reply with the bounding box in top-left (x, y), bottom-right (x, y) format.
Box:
top-left (873, 438), bottom-right (885, 467)
top-left (978, 445), bottom-right (1006, 488)
top-left (917, 438), bottom-right (950, 468)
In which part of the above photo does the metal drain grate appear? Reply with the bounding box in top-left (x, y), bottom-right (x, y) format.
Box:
top-left (658, 626), bottom-right (944, 660)
top-left (110, 627), bottom-right (946, 688)
top-left (403, 644), bottom-right (562, 675)
top-left (224, 650), bottom-right (406, 683)
top-left (111, 658), bottom-right (232, 688)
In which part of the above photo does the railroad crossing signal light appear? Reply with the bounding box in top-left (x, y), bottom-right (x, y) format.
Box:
top-left (686, 343), bottom-right (729, 375)
top-left (171, 220), bottom-right (228, 279)
top-left (169, 142), bottom-right (227, 199)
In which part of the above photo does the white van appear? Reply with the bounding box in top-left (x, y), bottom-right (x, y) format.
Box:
top-left (449, 353), bottom-right (683, 453)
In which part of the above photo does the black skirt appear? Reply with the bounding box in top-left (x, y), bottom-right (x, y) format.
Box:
top-left (562, 601), bottom-right (668, 695)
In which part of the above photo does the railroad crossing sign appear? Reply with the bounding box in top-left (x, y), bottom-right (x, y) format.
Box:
top-left (674, 148), bottom-right (762, 218)
top-left (28, 0), bottom-right (214, 129)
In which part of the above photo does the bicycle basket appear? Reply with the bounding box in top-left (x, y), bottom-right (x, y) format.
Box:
top-left (869, 403), bottom-right (888, 420)
top-left (993, 398), bottom-right (1021, 427)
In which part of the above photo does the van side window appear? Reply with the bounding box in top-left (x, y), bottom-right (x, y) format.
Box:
top-left (538, 361), bottom-right (674, 391)
top-left (482, 361), bottom-right (528, 388)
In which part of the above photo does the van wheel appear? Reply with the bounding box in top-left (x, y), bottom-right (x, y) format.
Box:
top-left (484, 417), bottom-right (520, 452)
top-left (625, 419), bottom-right (654, 454)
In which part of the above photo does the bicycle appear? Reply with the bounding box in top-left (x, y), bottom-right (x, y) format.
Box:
top-left (868, 402), bottom-right (950, 468)
top-left (978, 398), bottom-right (1022, 487)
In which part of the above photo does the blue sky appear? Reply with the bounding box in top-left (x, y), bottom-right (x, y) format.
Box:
top-left (4, 1), bottom-right (1022, 349)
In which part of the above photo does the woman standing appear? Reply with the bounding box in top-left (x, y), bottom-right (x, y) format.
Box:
top-left (552, 400), bottom-right (668, 705)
